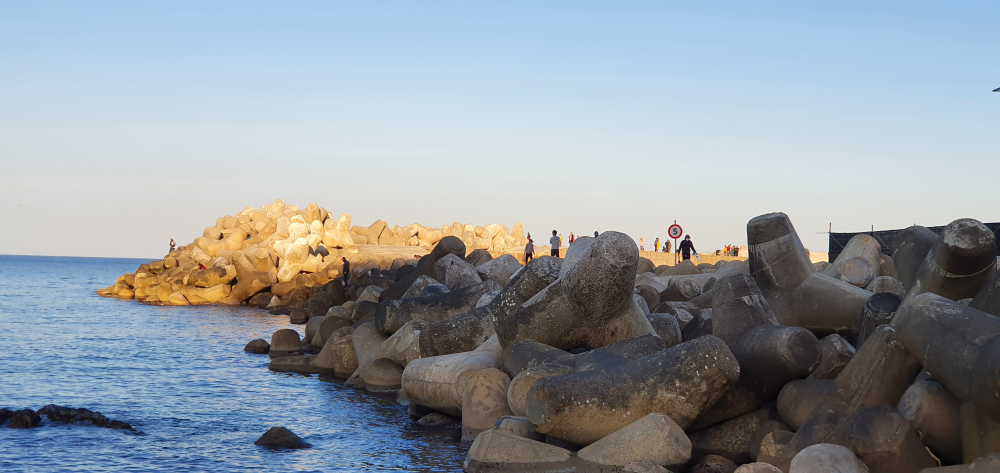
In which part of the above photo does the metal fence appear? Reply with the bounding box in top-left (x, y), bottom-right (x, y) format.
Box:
top-left (828, 223), bottom-right (1000, 263)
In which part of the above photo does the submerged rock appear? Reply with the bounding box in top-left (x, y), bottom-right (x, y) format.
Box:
top-left (254, 426), bottom-right (310, 449)
top-left (37, 405), bottom-right (135, 431)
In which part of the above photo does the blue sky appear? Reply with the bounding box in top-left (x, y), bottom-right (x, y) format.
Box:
top-left (1, 2), bottom-right (997, 258)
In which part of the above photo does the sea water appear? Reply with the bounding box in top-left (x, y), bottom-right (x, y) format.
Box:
top-left (0, 255), bottom-right (466, 472)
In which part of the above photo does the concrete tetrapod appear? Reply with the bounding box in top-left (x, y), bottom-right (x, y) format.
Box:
top-left (789, 444), bottom-right (869, 473)
top-left (970, 268), bottom-right (1000, 317)
top-left (495, 233), bottom-right (656, 350)
top-left (844, 405), bottom-right (937, 473)
top-left (747, 213), bottom-right (872, 334)
top-left (524, 335), bottom-right (740, 446)
top-left (893, 292), bottom-right (1000, 423)
top-left (902, 219), bottom-right (996, 304)
top-left (711, 273), bottom-right (821, 400)
top-left (401, 335), bottom-right (502, 418)
top-left (777, 325), bottom-right (922, 471)
top-left (463, 429), bottom-right (572, 473)
top-left (379, 236), bottom-right (466, 302)
top-left (375, 280), bottom-right (501, 335)
top-left (897, 380), bottom-right (962, 464)
top-left (890, 226), bottom-right (939, 292)
top-left (825, 234), bottom-right (882, 288)
top-left (576, 413), bottom-right (692, 471)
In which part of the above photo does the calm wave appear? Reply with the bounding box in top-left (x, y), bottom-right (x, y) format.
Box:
top-left (0, 255), bottom-right (466, 472)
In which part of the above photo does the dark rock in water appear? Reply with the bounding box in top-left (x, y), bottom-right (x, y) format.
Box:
top-left (417, 412), bottom-right (459, 427)
top-left (37, 405), bottom-right (135, 431)
top-left (254, 426), bottom-right (310, 449)
top-left (302, 344), bottom-right (320, 355)
top-left (244, 339), bottom-right (270, 354)
top-left (248, 292), bottom-right (273, 308)
top-left (8, 409), bottom-right (41, 429)
top-left (0, 408), bottom-right (13, 424)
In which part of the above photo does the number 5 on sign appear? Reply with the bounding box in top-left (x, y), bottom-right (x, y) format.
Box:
top-left (668, 224), bottom-right (683, 239)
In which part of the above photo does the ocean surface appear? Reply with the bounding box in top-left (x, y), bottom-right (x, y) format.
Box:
top-left (0, 255), bottom-right (467, 472)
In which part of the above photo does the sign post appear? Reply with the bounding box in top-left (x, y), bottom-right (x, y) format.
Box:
top-left (668, 222), bottom-right (683, 266)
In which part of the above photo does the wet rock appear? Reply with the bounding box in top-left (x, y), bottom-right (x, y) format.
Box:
top-left (37, 405), bottom-right (135, 431)
top-left (8, 409), bottom-right (41, 429)
top-left (493, 415), bottom-right (543, 441)
top-left (361, 358), bottom-right (404, 392)
top-left (463, 430), bottom-right (572, 473)
top-left (495, 232), bottom-right (656, 350)
top-left (244, 339), bottom-right (270, 354)
top-left (524, 335), bottom-right (740, 445)
top-left (577, 413), bottom-right (691, 470)
top-left (268, 329), bottom-right (303, 358)
top-left (416, 412), bottom-right (459, 427)
top-left (254, 426), bottom-right (310, 449)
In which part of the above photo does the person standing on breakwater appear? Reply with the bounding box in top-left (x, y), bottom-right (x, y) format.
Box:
top-left (524, 239), bottom-right (534, 263)
top-left (654, 237), bottom-right (660, 252)
top-left (341, 257), bottom-right (350, 288)
top-left (639, 237), bottom-right (644, 251)
top-left (677, 235), bottom-right (697, 261)
top-left (594, 231), bottom-right (598, 237)
top-left (169, 238), bottom-right (175, 252)
top-left (664, 240), bottom-right (671, 253)
top-left (550, 230), bottom-right (560, 257)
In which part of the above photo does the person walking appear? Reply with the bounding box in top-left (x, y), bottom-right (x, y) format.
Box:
top-left (524, 239), bottom-right (534, 263)
top-left (169, 238), bottom-right (176, 252)
top-left (677, 235), bottom-right (697, 261)
top-left (341, 257), bottom-right (351, 288)
top-left (654, 238), bottom-right (660, 252)
top-left (639, 237), bottom-right (644, 251)
top-left (550, 230), bottom-right (560, 257)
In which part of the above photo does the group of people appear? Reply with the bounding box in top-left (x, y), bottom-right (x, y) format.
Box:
top-left (638, 235), bottom-right (697, 260)
top-left (723, 244), bottom-right (740, 256)
top-left (523, 230), bottom-right (599, 263)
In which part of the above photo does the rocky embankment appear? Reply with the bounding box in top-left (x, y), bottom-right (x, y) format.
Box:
top-left (101, 203), bottom-right (1000, 472)
top-left (97, 199), bottom-right (530, 307)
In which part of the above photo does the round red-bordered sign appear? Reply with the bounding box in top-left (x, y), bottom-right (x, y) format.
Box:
top-left (668, 224), bottom-right (683, 239)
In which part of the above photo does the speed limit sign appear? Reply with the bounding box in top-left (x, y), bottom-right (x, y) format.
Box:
top-left (668, 224), bottom-right (683, 239)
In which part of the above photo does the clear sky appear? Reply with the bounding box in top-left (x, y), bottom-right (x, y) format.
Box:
top-left (1, 1), bottom-right (997, 258)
